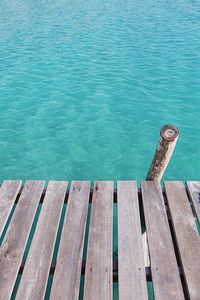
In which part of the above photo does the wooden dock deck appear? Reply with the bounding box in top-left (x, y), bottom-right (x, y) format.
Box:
top-left (0, 180), bottom-right (200, 299)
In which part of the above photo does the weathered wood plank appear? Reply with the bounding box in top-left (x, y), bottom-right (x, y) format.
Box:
top-left (15, 181), bottom-right (67, 300)
top-left (118, 181), bottom-right (148, 300)
top-left (165, 181), bottom-right (200, 300)
top-left (0, 180), bottom-right (22, 237)
top-left (141, 181), bottom-right (184, 300)
top-left (187, 181), bottom-right (200, 223)
top-left (84, 181), bottom-right (113, 300)
top-left (50, 181), bottom-right (90, 300)
top-left (0, 180), bottom-right (45, 300)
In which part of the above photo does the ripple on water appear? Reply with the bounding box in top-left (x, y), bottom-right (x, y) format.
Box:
top-left (0, 0), bottom-right (200, 180)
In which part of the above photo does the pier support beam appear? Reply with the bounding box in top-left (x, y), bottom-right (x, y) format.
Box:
top-left (146, 124), bottom-right (179, 181)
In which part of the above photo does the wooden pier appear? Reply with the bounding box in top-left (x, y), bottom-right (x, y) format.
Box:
top-left (0, 180), bottom-right (200, 299)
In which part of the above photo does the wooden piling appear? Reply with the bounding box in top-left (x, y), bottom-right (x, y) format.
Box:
top-left (146, 124), bottom-right (179, 181)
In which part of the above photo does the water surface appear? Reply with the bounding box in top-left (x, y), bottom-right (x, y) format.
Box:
top-left (0, 0), bottom-right (200, 181)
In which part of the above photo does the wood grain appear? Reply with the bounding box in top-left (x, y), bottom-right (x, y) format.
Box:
top-left (15, 181), bottom-right (67, 300)
top-left (0, 180), bottom-right (22, 237)
top-left (118, 181), bottom-right (148, 300)
top-left (84, 181), bottom-right (113, 300)
top-left (165, 181), bottom-right (200, 300)
top-left (187, 181), bottom-right (200, 223)
top-left (0, 180), bottom-right (44, 300)
top-left (50, 181), bottom-right (90, 300)
top-left (141, 181), bottom-right (184, 300)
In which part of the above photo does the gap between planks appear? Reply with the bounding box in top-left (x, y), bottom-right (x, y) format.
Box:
top-left (0, 180), bottom-right (198, 300)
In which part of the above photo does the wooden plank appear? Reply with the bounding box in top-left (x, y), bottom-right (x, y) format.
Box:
top-left (15, 181), bottom-right (67, 300)
top-left (141, 181), bottom-right (184, 300)
top-left (0, 180), bottom-right (45, 300)
top-left (187, 181), bottom-right (200, 223)
top-left (0, 180), bottom-right (22, 237)
top-left (50, 181), bottom-right (90, 300)
top-left (117, 181), bottom-right (148, 300)
top-left (84, 181), bottom-right (113, 300)
top-left (165, 181), bottom-right (200, 300)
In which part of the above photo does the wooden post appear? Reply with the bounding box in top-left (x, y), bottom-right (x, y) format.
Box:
top-left (146, 124), bottom-right (179, 181)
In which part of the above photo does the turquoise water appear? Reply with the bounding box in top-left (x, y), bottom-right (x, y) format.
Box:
top-left (0, 0), bottom-right (200, 181)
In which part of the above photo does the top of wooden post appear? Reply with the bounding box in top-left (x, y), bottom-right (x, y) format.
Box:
top-left (160, 125), bottom-right (179, 142)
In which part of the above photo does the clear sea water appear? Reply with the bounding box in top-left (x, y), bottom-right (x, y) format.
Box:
top-left (0, 0), bottom-right (200, 181)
